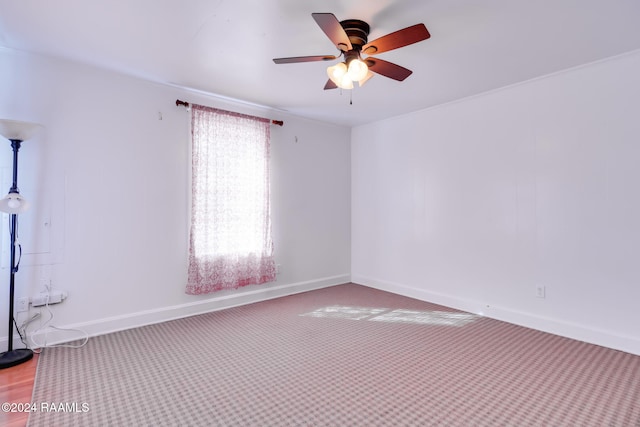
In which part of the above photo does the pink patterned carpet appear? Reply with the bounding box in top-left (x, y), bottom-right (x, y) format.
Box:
top-left (29, 283), bottom-right (640, 426)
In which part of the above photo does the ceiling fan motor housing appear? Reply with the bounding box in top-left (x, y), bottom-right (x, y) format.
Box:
top-left (340, 19), bottom-right (370, 50)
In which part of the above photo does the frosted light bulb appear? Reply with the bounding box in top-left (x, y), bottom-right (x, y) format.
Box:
top-left (7, 198), bottom-right (20, 209)
top-left (337, 75), bottom-right (354, 90)
top-left (327, 62), bottom-right (348, 83)
top-left (347, 59), bottom-right (368, 81)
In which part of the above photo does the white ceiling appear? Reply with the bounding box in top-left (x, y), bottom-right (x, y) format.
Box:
top-left (1, 0), bottom-right (640, 127)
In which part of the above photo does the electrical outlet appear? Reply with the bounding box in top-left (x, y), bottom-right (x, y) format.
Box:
top-left (276, 264), bottom-right (282, 274)
top-left (536, 285), bottom-right (546, 299)
top-left (17, 297), bottom-right (29, 312)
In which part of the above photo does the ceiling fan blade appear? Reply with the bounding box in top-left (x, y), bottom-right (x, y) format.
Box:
top-left (362, 23), bottom-right (430, 55)
top-left (312, 13), bottom-right (353, 51)
top-left (273, 55), bottom-right (337, 64)
top-left (366, 57), bottom-right (413, 81)
top-left (324, 79), bottom-right (338, 90)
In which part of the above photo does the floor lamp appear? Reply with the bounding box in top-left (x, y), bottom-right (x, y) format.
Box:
top-left (0, 119), bottom-right (42, 369)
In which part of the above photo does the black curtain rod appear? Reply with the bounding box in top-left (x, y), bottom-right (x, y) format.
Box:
top-left (175, 99), bottom-right (284, 127)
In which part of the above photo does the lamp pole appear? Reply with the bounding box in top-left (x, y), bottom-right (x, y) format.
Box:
top-left (0, 119), bottom-right (41, 369)
top-left (0, 137), bottom-right (34, 368)
top-left (6, 140), bottom-right (22, 353)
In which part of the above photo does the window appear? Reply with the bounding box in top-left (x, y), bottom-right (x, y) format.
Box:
top-left (186, 104), bottom-right (276, 295)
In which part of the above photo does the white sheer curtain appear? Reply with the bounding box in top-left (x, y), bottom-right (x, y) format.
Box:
top-left (186, 104), bottom-right (276, 295)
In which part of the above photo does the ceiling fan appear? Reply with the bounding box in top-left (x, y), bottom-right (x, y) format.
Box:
top-left (273, 13), bottom-right (430, 90)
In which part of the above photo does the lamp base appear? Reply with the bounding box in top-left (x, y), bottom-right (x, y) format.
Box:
top-left (0, 348), bottom-right (34, 369)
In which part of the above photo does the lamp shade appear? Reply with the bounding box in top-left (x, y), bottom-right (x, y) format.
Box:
top-left (0, 192), bottom-right (30, 214)
top-left (0, 119), bottom-right (43, 142)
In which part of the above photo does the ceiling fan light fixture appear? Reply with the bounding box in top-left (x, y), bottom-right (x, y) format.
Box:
top-left (327, 57), bottom-right (369, 90)
top-left (327, 62), bottom-right (347, 82)
top-left (347, 58), bottom-right (369, 81)
top-left (327, 62), bottom-right (354, 89)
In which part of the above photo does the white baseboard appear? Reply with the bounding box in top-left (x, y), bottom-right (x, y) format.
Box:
top-left (352, 274), bottom-right (640, 356)
top-left (6, 274), bottom-right (350, 349)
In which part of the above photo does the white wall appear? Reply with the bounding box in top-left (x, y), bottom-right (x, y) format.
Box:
top-left (352, 49), bottom-right (640, 355)
top-left (0, 47), bottom-right (351, 347)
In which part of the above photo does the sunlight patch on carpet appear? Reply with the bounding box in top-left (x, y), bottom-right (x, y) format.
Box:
top-left (369, 309), bottom-right (478, 326)
top-left (300, 305), bottom-right (387, 320)
top-left (301, 305), bottom-right (479, 326)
